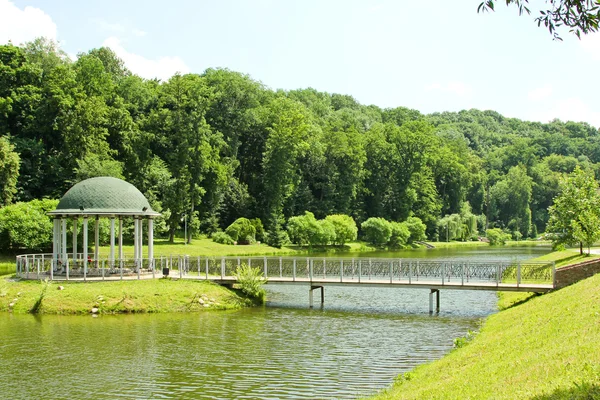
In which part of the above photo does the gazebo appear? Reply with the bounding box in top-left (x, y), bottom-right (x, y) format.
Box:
top-left (47, 176), bottom-right (160, 279)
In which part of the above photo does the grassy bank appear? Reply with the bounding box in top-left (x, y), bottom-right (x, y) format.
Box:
top-left (424, 241), bottom-right (488, 249)
top-left (0, 278), bottom-right (250, 314)
top-left (497, 249), bottom-right (600, 310)
top-left (371, 271), bottom-right (600, 399)
top-left (505, 239), bottom-right (551, 247)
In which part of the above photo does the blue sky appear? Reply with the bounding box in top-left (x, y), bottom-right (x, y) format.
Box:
top-left (2, 0), bottom-right (599, 127)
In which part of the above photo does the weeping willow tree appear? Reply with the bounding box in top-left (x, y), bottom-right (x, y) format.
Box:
top-left (437, 214), bottom-right (463, 241)
top-left (437, 202), bottom-right (479, 241)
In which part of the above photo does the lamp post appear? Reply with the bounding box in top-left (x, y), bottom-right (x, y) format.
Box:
top-left (181, 214), bottom-right (187, 245)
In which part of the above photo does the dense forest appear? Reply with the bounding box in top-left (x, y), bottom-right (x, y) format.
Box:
top-left (1, 39), bottom-right (600, 244)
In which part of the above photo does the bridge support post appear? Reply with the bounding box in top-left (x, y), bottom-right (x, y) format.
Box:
top-left (309, 285), bottom-right (324, 308)
top-left (429, 289), bottom-right (440, 314)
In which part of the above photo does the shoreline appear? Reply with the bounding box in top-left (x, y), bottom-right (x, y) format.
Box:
top-left (368, 249), bottom-right (599, 399)
top-left (0, 277), bottom-right (253, 315)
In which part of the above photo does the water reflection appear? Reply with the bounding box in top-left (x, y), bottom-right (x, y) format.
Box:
top-left (0, 308), bottom-right (480, 400)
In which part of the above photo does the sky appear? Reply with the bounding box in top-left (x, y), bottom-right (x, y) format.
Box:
top-left (1, 0), bottom-right (599, 128)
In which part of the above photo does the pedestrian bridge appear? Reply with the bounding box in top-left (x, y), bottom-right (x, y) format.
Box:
top-left (197, 256), bottom-right (554, 311)
top-left (16, 255), bottom-right (555, 313)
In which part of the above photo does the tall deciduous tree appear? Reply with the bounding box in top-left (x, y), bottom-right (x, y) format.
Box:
top-left (262, 97), bottom-right (309, 229)
top-left (151, 74), bottom-right (223, 242)
top-left (547, 166), bottom-right (600, 254)
top-left (0, 136), bottom-right (20, 205)
top-left (489, 165), bottom-right (533, 236)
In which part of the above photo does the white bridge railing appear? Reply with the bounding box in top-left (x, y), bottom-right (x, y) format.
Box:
top-left (15, 254), bottom-right (556, 287)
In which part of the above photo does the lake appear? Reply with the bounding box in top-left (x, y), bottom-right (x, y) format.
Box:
top-left (0, 245), bottom-right (551, 399)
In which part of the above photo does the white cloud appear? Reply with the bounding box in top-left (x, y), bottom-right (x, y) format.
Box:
top-left (132, 29), bottom-right (147, 38)
top-left (96, 20), bottom-right (126, 33)
top-left (425, 81), bottom-right (473, 97)
top-left (530, 97), bottom-right (600, 128)
top-left (0, 0), bottom-right (57, 44)
top-left (102, 36), bottom-right (189, 81)
top-left (95, 19), bottom-right (147, 38)
top-left (580, 32), bottom-right (600, 60)
top-left (528, 85), bottom-right (553, 101)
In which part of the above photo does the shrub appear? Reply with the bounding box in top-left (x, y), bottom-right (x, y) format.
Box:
top-left (225, 218), bottom-right (256, 244)
top-left (212, 231), bottom-right (235, 245)
top-left (287, 211), bottom-right (337, 246)
top-left (250, 218), bottom-right (265, 242)
top-left (235, 263), bottom-right (267, 304)
top-left (0, 199), bottom-right (58, 251)
top-left (325, 214), bottom-right (358, 245)
top-left (315, 219), bottom-right (336, 246)
top-left (405, 216), bottom-right (427, 243)
top-left (265, 227), bottom-right (289, 248)
top-left (361, 217), bottom-right (392, 246)
top-left (287, 211), bottom-right (317, 246)
top-left (388, 221), bottom-right (410, 248)
top-left (486, 228), bottom-right (511, 246)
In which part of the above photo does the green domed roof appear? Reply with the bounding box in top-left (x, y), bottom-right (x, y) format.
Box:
top-left (49, 177), bottom-right (159, 216)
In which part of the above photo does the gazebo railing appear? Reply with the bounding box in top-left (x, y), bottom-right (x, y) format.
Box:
top-left (15, 254), bottom-right (160, 280)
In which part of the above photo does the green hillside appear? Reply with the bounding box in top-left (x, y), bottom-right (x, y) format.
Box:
top-left (371, 273), bottom-right (600, 399)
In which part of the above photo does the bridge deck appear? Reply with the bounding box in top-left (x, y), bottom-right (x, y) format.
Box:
top-left (207, 276), bottom-right (553, 293)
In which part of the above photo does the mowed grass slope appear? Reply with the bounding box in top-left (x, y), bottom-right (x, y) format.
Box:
top-left (497, 250), bottom-right (600, 310)
top-left (371, 272), bottom-right (600, 400)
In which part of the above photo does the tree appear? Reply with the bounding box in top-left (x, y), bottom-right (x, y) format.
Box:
top-left (478, 0), bottom-right (600, 39)
top-left (262, 97), bottom-right (309, 228)
top-left (437, 214), bottom-right (464, 241)
top-left (547, 166), bottom-right (600, 254)
top-left (150, 73), bottom-right (223, 242)
top-left (489, 165), bottom-right (533, 237)
top-left (0, 136), bottom-right (19, 205)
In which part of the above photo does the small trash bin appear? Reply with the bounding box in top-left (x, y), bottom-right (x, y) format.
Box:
top-left (162, 267), bottom-right (169, 276)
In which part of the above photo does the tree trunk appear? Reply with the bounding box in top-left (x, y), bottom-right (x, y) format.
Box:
top-left (580, 241), bottom-right (583, 255)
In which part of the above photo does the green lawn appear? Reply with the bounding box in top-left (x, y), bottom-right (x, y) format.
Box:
top-left (95, 237), bottom-right (302, 258)
top-left (0, 255), bottom-right (14, 276)
top-left (370, 270), bottom-right (600, 400)
top-left (0, 277), bottom-right (248, 314)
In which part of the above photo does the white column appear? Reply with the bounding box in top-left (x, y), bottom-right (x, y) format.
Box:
top-left (52, 218), bottom-right (59, 269)
top-left (61, 218), bottom-right (67, 264)
top-left (94, 216), bottom-right (100, 267)
top-left (148, 218), bottom-right (154, 269)
top-left (72, 218), bottom-right (78, 266)
top-left (83, 217), bottom-right (88, 274)
top-left (118, 217), bottom-right (123, 261)
top-left (57, 219), bottom-right (62, 261)
top-left (133, 217), bottom-right (139, 263)
top-left (138, 218), bottom-right (143, 260)
top-left (110, 217), bottom-right (115, 265)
